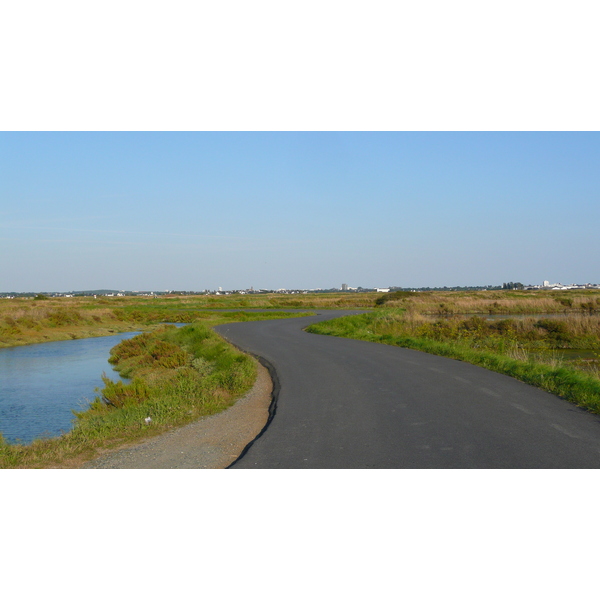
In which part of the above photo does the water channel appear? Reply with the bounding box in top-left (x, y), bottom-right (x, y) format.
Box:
top-left (435, 313), bottom-right (600, 367)
top-left (0, 332), bottom-right (141, 444)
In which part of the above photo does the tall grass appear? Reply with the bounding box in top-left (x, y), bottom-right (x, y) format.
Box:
top-left (377, 289), bottom-right (600, 315)
top-left (366, 311), bottom-right (600, 351)
top-left (0, 322), bottom-right (254, 468)
top-left (0, 292), bottom-right (317, 347)
top-left (307, 309), bottom-right (600, 414)
top-left (0, 306), bottom-right (319, 467)
top-left (0, 303), bottom-right (138, 347)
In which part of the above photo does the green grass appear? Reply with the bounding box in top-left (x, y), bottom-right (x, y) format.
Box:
top-left (0, 311), bottom-right (313, 468)
top-left (306, 310), bottom-right (600, 414)
top-left (0, 322), bottom-right (255, 468)
top-left (0, 296), bottom-right (315, 348)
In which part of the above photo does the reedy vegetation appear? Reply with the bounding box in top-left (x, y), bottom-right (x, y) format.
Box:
top-left (369, 311), bottom-right (600, 352)
top-left (376, 289), bottom-right (600, 315)
top-left (0, 293), bottom-right (375, 348)
top-left (4, 289), bottom-right (600, 465)
top-left (307, 307), bottom-right (600, 414)
top-left (0, 308), bottom-right (313, 468)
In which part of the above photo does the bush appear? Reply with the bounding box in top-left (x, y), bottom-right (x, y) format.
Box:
top-left (535, 319), bottom-right (572, 343)
top-left (489, 319), bottom-right (518, 335)
top-left (375, 291), bottom-right (418, 306)
top-left (580, 300), bottom-right (599, 313)
top-left (557, 297), bottom-right (573, 308)
top-left (99, 376), bottom-right (151, 408)
top-left (459, 316), bottom-right (487, 332)
top-left (101, 322), bottom-right (255, 411)
top-left (45, 308), bottom-right (83, 327)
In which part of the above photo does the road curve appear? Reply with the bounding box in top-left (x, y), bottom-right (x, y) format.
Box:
top-left (215, 310), bottom-right (600, 468)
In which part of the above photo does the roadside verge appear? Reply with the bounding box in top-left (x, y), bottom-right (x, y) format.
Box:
top-left (82, 360), bottom-right (273, 469)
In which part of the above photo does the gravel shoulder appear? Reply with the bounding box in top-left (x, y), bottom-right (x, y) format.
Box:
top-left (82, 360), bottom-right (272, 469)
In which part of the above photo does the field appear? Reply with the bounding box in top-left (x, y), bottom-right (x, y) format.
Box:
top-left (4, 288), bottom-right (600, 466)
top-left (375, 288), bottom-right (600, 315)
top-left (0, 293), bottom-right (321, 468)
top-left (0, 292), bottom-right (376, 348)
top-left (308, 289), bottom-right (600, 414)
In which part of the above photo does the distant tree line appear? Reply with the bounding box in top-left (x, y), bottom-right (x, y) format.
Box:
top-left (502, 282), bottom-right (524, 290)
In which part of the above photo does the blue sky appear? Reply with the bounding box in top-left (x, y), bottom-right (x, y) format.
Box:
top-left (1, 131), bottom-right (599, 292)
top-left (4, 4), bottom-right (599, 585)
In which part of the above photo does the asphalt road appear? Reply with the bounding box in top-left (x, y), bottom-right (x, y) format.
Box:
top-left (215, 310), bottom-right (600, 468)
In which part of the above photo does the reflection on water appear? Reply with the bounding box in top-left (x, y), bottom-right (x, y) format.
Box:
top-left (0, 332), bottom-right (140, 444)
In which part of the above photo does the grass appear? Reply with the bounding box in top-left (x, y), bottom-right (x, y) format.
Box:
top-left (376, 288), bottom-right (600, 315)
top-left (369, 311), bottom-right (600, 351)
top-left (306, 308), bottom-right (600, 414)
top-left (5, 288), bottom-right (600, 465)
top-left (0, 309), bottom-right (314, 468)
top-left (4, 289), bottom-right (599, 348)
top-left (0, 302), bottom-right (142, 347)
top-left (0, 293), bottom-right (372, 348)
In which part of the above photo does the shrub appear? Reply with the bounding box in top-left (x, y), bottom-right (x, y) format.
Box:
top-left (45, 308), bottom-right (83, 327)
top-left (375, 291), bottom-right (418, 306)
top-left (580, 300), bottom-right (599, 313)
top-left (459, 316), bottom-right (487, 332)
top-left (489, 319), bottom-right (518, 335)
top-left (557, 297), bottom-right (573, 308)
top-left (534, 319), bottom-right (572, 343)
top-left (99, 375), bottom-right (151, 408)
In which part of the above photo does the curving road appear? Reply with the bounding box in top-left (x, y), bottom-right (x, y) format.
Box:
top-left (215, 310), bottom-right (600, 468)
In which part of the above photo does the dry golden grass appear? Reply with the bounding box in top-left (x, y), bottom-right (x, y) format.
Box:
top-left (0, 293), bottom-right (375, 348)
top-left (368, 310), bottom-right (600, 352)
top-left (0, 302), bottom-right (142, 347)
top-left (382, 290), bottom-right (600, 315)
top-left (0, 321), bottom-right (257, 468)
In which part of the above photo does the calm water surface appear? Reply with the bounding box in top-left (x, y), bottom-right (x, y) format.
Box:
top-left (0, 332), bottom-right (140, 444)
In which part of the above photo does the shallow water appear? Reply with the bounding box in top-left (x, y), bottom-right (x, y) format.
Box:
top-left (529, 348), bottom-right (600, 367)
top-left (0, 332), bottom-right (140, 444)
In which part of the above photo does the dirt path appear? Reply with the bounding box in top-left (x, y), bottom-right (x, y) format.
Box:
top-left (82, 360), bottom-right (272, 469)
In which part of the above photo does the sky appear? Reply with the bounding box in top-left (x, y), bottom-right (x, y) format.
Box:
top-left (1, 131), bottom-right (599, 292)
top-left (4, 3), bottom-right (600, 595)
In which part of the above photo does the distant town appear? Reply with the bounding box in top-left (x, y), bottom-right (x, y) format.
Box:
top-left (1, 280), bottom-right (599, 299)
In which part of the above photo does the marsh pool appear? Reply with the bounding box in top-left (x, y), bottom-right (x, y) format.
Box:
top-left (0, 332), bottom-right (141, 444)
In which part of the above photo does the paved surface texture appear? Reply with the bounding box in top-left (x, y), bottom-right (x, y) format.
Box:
top-left (216, 310), bottom-right (600, 469)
